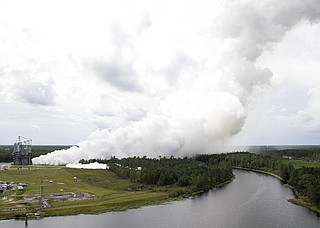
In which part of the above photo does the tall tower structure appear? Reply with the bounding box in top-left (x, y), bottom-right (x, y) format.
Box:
top-left (13, 136), bottom-right (32, 165)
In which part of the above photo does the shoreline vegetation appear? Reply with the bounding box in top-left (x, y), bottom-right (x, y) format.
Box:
top-left (1, 149), bottom-right (319, 220)
top-left (232, 166), bottom-right (284, 180)
top-left (0, 155), bottom-right (234, 220)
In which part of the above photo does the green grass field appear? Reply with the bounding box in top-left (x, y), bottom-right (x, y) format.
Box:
top-left (281, 159), bottom-right (320, 168)
top-left (0, 166), bottom-right (171, 219)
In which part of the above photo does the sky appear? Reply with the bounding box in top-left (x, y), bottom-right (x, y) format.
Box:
top-left (1, 0), bottom-right (320, 164)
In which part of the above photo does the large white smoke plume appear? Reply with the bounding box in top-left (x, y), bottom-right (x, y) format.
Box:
top-left (33, 0), bottom-right (320, 165)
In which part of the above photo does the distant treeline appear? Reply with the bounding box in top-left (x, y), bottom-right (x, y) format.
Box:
top-left (80, 155), bottom-right (234, 195)
top-left (261, 148), bottom-right (320, 161)
top-left (0, 145), bottom-right (72, 162)
top-left (225, 152), bottom-right (320, 207)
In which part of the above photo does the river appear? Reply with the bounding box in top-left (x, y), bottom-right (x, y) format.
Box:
top-left (1, 169), bottom-right (319, 228)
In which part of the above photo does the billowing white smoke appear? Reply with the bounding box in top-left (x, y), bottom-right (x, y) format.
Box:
top-left (33, 0), bottom-right (320, 165)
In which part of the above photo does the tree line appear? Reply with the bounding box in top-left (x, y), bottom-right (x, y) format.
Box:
top-left (261, 148), bottom-right (320, 161)
top-left (80, 155), bottom-right (234, 194)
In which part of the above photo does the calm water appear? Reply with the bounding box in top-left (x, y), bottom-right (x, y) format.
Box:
top-left (1, 170), bottom-right (319, 228)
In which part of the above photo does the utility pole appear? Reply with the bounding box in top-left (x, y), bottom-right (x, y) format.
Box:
top-left (25, 213), bottom-right (28, 227)
top-left (74, 175), bottom-right (78, 197)
top-left (40, 180), bottom-right (44, 203)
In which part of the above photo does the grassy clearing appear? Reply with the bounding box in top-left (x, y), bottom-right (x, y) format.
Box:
top-left (46, 191), bottom-right (169, 216)
top-left (281, 159), bottom-right (320, 168)
top-left (1, 166), bottom-right (131, 195)
top-left (0, 166), bottom-right (172, 220)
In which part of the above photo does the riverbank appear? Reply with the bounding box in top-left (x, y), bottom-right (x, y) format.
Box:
top-left (0, 165), bottom-right (234, 220)
top-left (233, 167), bottom-right (284, 181)
top-left (232, 166), bottom-right (320, 215)
top-left (288, 197), bottom-right (320, 214)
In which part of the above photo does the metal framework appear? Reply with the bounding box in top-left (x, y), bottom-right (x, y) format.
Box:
top-left (13, 136), bottom-right (32, 165)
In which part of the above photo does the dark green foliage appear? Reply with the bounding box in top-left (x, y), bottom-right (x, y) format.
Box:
top-left (259, 147), bottom-right (320, 161)
top-left (279, 164), bottom-right (294, 182)
top-left (287, 167), bottom-right (320, 206)
top-left (177, 175), bottom-right (190, 187)
top-left (0, 146), bottom-right (12, 162)
top-left (83, 155), bottom-right (233, 193)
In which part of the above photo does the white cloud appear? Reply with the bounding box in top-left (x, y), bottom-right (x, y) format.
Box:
top-left (276, 86), bottom-right (320, 132)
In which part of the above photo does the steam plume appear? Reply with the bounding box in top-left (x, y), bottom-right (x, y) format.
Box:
top-left (33, 0), bottom-right (320, 165)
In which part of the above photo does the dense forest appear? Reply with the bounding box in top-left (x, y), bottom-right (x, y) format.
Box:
top-left (80, 155), bottom-right (234, 195)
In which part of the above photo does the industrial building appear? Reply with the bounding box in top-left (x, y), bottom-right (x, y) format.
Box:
top-left (12, 136), bottom-right (32, 165)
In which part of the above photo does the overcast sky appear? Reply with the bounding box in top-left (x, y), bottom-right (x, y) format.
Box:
top-left (1, 0), bottom-right (320, 152)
